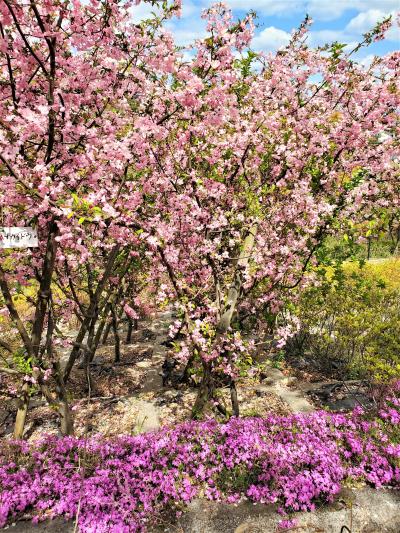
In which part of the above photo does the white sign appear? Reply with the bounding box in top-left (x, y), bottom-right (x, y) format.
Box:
top-left (0, 227), bottom-right (39, 248)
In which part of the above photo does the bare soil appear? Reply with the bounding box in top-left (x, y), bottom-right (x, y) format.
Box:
top-left (1, 311), bottom-right (296, 441)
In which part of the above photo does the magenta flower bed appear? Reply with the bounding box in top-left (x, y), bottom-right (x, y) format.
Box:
top-left (1, 397), bottom-right (399, 532)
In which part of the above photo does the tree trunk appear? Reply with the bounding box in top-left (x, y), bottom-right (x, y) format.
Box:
top-left (192, 225), bottom-right (257, 417)
top-left (230, 379), bottom-right (239, 417)
top-left (63, 245), bottom-right (120, 382)
top-left (30, 221), bottom-right (58, 358)
top-left (79, 314), bottom-right (97, 394)
top-left (112, 306), bottom-right (121, 363)
top-left (393, 227), bottom-right (400, 256)
top-left (102, 318), bottom-right (113, 345)
top-left (59, 400), bottom-right (74, 435)
top-left (11, 221), bottom-right (59, 439)
top-left (126, 317), bottom-right (137, 344)
top-left (51, 362), bottom-right (74, 435)
top-left (44, 303), bottom-right (74, 435)
top-left (13, 382), bottom-right (30, 439)
top-left (191, 361), bottom-right (213, 419)
top-left (126, 319), bottom-right (133, 344)
top-left (89, 316), bottom-right (107, 363)
top-left (181, 354), bottom-right (195, 384)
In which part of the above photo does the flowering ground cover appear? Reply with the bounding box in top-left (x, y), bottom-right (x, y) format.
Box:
top-left (1, 385), bottom-right (399, 532)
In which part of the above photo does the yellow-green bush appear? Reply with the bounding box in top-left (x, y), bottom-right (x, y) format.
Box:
top-left (344, 257), bottom-right (400, 289)
top-left (284, 260), bottom-right (400, 383)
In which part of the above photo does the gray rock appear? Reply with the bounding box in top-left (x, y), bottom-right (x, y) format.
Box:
top-left (171, 488), bottom-right (400, 533)
top-left (141, 328), bottom-right (157, 341)
top-left (136, 360), bottom-right (153, 368)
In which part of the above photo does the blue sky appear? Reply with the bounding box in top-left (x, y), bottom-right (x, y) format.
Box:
top-left (133, 0), bottom-right (399, 64)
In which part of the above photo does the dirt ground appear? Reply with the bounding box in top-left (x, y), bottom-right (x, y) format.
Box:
top-left (1, 309), bottom-right (373, 443)
top-left (1, 311), bottom-right (298, 442)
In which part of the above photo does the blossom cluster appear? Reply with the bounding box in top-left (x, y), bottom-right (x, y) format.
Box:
top-left (1, 390), bottom-right (399, 532)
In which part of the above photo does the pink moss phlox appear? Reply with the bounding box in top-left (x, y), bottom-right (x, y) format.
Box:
top-left (1, 395), bottom-right (399, 532)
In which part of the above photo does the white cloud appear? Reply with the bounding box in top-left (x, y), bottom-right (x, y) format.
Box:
top-left (346, 9), bottom-right (399, 42)
top-left (308, 29), bottom-right (343, 46)
top-left (129, 1), bottom-right (399, 56)
top-left (307, 7), bottom-right (398, 49)
top-left (386, 24), bottom-right (400, 42)
top-left (131, 0), bottom-right (198, 24)
top-left (179, 0), bottom-right (199, 19)
top-left (129, 0), bottom-right (206, 46)
top-left (346, 9), bottom-right (387, 33)
top-left (184, 0), bottom-right (400, 24)
top-left (305, 1), bottom-right (344, 21)
top-left (222, 0), bottom-right (305, 16)
top-left (167, 25), bottom-right (207, 46)
top-left (215, 0), bottom-right (399, 22)
top-left (130, 2), bottom-right (162, 23)
top-left (306, 0), bottom-right (399, 21)
top-left (252, 26), bottom-right (291, 51)
top-left (165, 14), bottom-right (207, 46)
top-left (308, 31), bottom-right (358, 53)
top-left (359, 54), bottom-right (376, 68)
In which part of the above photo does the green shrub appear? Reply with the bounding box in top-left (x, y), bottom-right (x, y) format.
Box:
top-left (283, 261), bottom-right (400, 383)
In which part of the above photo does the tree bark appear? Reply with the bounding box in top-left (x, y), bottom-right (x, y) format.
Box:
top-left (102, 317), bottom-right (113, 345)
top-left (181, 354), bottom-right (195, 385)
top-left (89, 316), bottom-right (107, 362)
top-left (191, 361), bottom-right (213, 419)
top-left (44, 303), bottom-right (74, 435)
top-left (230, 379), bottom-right (240, 417)
top-left (217, 225), bottom-right (257, 334)
top-left (31, 220), bottom-right (58, 358)
top-left (8, 220), bottom-right (59, 438)
top-left (58, 399), bottom-right (74, 436)
top-left (82, 316), bottom-right (96, 395)
top-left (126, 317), bottom-right (138, 344)
top-left (13, 382), bottom-right (30, 439)
top-left (112, 306), bottom-right (121, 363)
top-left (52, 361), bottom-right (74, 435)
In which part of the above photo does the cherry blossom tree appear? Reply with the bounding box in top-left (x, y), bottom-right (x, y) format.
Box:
top-left (1, 0), bottom-right (398, 435)
top-left (0, 0), bottom-right (181, 437)
top-left (138, 6), bottom-right (399, 417)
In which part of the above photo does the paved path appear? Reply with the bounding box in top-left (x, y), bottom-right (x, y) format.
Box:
top-left (128, 310), bottom-right (173, 433)
top-left (259, 367), bottom-right (315, 413)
